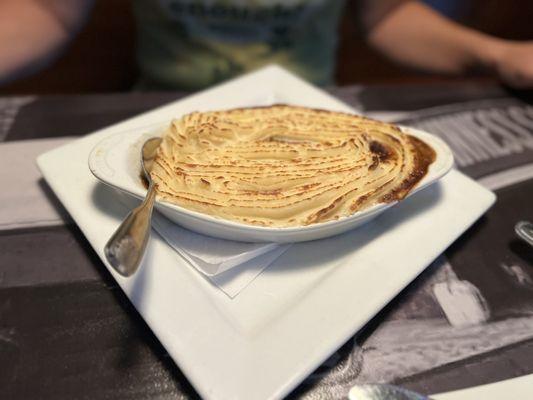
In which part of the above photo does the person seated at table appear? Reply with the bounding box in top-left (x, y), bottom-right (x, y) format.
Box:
top-left (1, 0), bottom-right (532, 90)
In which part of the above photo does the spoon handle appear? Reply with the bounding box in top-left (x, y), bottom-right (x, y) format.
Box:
top-left (104, 186), bottom-right (157, 277)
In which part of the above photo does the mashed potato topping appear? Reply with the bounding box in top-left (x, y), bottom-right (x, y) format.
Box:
top-left (151, 105), bottom-right (435, 227)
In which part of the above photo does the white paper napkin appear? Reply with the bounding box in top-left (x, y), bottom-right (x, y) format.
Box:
top-left (151, 211), bottom-right (291, 297)
top-left (151, 212), bottom-right (282, 276)
top-left (117, 193), bottom-right (290, 298)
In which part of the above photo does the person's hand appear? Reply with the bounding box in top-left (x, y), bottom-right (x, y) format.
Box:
top-left (489, 41), bottom-right (533, 89)
top-left (368, 2), bottom-right (533, 89)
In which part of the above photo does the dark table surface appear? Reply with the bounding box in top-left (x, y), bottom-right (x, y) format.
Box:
top-left (1, 82), bottom-right (533, 400)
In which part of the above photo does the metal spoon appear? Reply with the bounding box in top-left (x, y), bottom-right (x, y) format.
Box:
top-left (349, 384), bottom-right (431, 400)
top-left (515, 220), bottom-right (533, 248)
top-left (104, 137), bottom-right (162, 277)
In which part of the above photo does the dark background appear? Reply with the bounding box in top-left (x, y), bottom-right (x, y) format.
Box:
top-left (1, 0), bottom-right (533, 95)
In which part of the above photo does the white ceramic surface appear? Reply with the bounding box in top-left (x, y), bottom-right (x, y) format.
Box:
top-left (88, 120), bottom-right (454, 242)
top-left (37, 66), bottom-right (496, 400)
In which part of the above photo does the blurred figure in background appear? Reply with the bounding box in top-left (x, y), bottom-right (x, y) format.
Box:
top-left (1, 0), bottom-right (533, 90)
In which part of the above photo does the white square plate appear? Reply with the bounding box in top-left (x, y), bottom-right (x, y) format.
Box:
top-left (37, 66), bottom-right (495, 400)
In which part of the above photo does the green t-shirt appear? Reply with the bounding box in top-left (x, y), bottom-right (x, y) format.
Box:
top-left (132, 0), bottom-right (346, 90)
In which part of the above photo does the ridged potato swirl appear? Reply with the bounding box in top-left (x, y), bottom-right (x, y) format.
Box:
top-left (151, 105), bottom-right (435, 227)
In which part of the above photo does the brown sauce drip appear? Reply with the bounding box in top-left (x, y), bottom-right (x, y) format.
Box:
top-left (379, 134), bottom-right (436, 203)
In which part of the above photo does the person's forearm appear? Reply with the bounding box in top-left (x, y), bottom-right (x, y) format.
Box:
top-left (368, 1), bottom-right (505, 76)
top-left (0, 0), bottom-right (93, 85)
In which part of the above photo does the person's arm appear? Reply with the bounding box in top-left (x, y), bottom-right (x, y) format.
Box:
top-left (0, 0), bottom-right (94, 85)
top-left (368, 1), bottom-right (533, 88)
